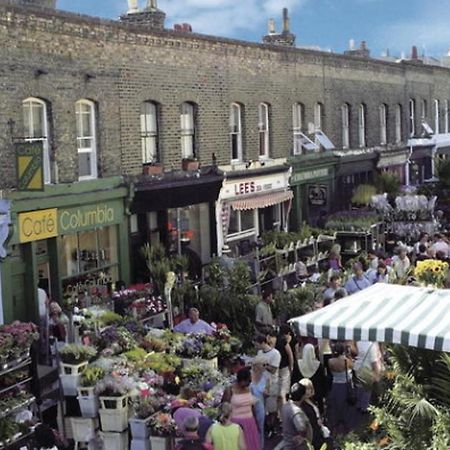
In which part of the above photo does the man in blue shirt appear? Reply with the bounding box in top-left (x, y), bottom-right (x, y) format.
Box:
top-left (173, 307), bottom-right (215, 335)
top-left (345, 263), bottom-right (371, 294)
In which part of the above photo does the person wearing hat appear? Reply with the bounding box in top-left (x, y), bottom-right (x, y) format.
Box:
top-left (275, 383), bottom-right (312, 450)
top-left (344, 263), bottom-right (371, 295)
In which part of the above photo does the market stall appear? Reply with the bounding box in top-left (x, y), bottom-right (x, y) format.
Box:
top-left (289, 283), bottom-right (450, 352)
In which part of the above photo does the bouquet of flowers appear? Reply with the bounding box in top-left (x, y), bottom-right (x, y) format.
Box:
top-left (148, 412), bottom-right (178, 437)
top-left (98, 326), bottom-right (137, 355)
top-left (414, 259), bottom-right (449, 288)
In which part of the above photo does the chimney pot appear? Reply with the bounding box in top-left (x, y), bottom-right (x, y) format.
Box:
top-left (360, 40), bottom-right (367, 50)
top-left (268, 18), bottom-right (276, 34)
top-left (411, 45), bottom-right (418, 60)
top-left (282, 7), bottom-right (289, 32)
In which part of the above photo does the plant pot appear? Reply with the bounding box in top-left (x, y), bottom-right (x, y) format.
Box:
top-left (149, 436), bottom-right (172, 450)
top-left (129, 416), bottom-right (151, 440)
top-left (77, 387), bottom-right (99, 418)
top-left (59, 361), bottom-right (89, 396)
top-left (99, 396), bottom-right (129, 432)
top-left (100, 431), bottom-right (129, 450)
top-left (182, 159), bottom-right (199, 171)
top-left (70, 417), bottom-right (98, 443)
top-left (143, 163), bottom-right (164, 175)
top-left (131, 439), bottom-right (151, 450)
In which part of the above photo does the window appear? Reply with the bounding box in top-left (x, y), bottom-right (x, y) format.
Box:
top-left (140, 101), bottom-right (158, 163)
top-left (421, 99), bottom-right (427, 121)
top-left (227, 209), bottom-right (256, 238)
top-left (292, 103), bottom-right (305, 154)
top-left (180, 102), bottom-right (195, 159)
top-left (22, 98), bottom-right (51, 184)
top-left (379, 104), bottom-right (387, 145)
top-left (395, 104), bottom-right (403, 143)
top-left (434, 99), bottom-right (440, 134)
top-left (341, 103), bottom-right (350, 149)
top-left (75, 100), bottom-right (97, 180)
top-left (230, 103), bottom-right (243, 162)
top-left (314, 102), bottom-right (323, 131)
top-left (409, 99), bottom-right (416, 137)
top-left (258, 102), bottom-right (270, 158)
top-left (445, 100), bottom-right (449, 133)
top-left (358, 104), bottom-right (366, 147)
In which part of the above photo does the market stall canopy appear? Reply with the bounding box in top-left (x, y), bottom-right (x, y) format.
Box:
top-left (289, 283), bottom-right (450, 352)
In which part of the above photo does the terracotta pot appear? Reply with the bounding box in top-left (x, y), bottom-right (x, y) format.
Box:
top-left (143, 163), bottom-right (164, 175)
top-left (182, 159), bottom-right (199, 171)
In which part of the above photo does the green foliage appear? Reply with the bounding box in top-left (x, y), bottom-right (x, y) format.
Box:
top-left (80, 366), bottom-right (105, 387)
top-left (59, 344), bottom-right (97, 364)
top-left (351, 184), bottom-right (377, 206)
top-left (98, 311), bottom-right (123, 326)
top-left (272, 286), bottom-right (316, 322)
top-left (124, 347), bottom-right (148, 362)
top-left (375, 172), bottom-right (401, 199)
top-left (261, 223), bottom-right (318, 249)
top-left (171, 281), bottom-right (197, 312)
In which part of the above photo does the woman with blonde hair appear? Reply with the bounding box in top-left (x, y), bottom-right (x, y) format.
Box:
top-left (205, 402), bottom-right (246, 450)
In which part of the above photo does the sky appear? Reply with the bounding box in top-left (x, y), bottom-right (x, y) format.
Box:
top-left (58, 0), bottom-right (450, 59)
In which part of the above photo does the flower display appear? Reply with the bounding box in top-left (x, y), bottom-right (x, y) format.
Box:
top-left (0, 322), bottom-right (39, 363)
top-left (95, 374), bottom-right (136, 397)
top-left (148, 412), bottom-right (178, 437)
top-left (58, 344), bottom-right (97, 364)
top-left (414, 259), bottom-right (449, 288)
top-left (98, 326), bottom-right (137, 355)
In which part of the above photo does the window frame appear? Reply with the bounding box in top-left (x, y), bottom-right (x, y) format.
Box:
top-left (379, 104), bottom-right (387, 145)
top-left (140, 101), bottom-right (159, 163)
top-left (75, 99), bottom-right (97, 180)
top-left (22, 97), bottom-right (51, 184)
top-left (180, 102), bottom-right (196, 159)
top-left (314, 102), bottom-right (323, 131)
top-left (434, 99), bottom-right (440, 134)
top-left (341, 103), bottom-right (350, 149)
top-left (230, 103), bottom-right (243, 163)
top-left (258, 102), bottom-right (270, 159)
top-left (395, 104), bottom-right (403, 143)
top-left (358, 103), bottom-right (366, 148)
top-left (292, 102), bottom-right (305, 155)
top-left (421, 99), bottom-right (427, 122)
top-left (445, 100), bottom-right (449, 134)
top-left (409, 99), bottom-right (416, 137)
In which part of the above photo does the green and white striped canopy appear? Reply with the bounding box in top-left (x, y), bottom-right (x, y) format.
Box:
top-left (289, 283), bottom-right (450, 352)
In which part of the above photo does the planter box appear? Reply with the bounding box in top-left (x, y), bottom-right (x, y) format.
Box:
top-left (131, 439), bottom-right (151, 450)
top-left (70, 417), bottom-right (98, 443)
top-left (182, 159), bottom-right (199, 171)
top-left (129, 416), bottom-right (151, 440)
top-left (99, 408), bottom-right (129, 432)
top-left (77, 387), bottom-right (99, 418)
top-left (143, 163), bottom-right (164, 175)
top-left (100, 431), bottom-right (128, 450)
top-left (149, 436), bottom-right (172, 450)
top-left (59, 361), bottom-right (88, 396)
top-left (99, 395), bottom-right (128, 410)
top-left (181, 356), bottom-right (218, 370)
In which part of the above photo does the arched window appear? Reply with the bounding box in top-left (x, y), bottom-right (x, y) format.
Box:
top-left (23, 97), bottom-right (51, 184)
top-left (434, 99), bottom-right (440, 134)
top-left (379, 104), bottom-right (387, 145)
top-left (341, 103), bottom-right (350, 149)
top-left (409, 99), bottom-right (416, 136)
top-left (292, 103), bottom-right (305, 154)
top-left (230, 103), bottom-right (243, 162)
top-left (395, 104), bottom-right (403, 143)
top-left (75, 99), bottom-right (97, 180)
top-left (140, 101), bottom-right (159, 163)
top-left (180, 102), bottom-right (196, 159)
top-left (258, 102), bottom-right (270, 158)
top-left (358, 104), bottom-right (366, 147)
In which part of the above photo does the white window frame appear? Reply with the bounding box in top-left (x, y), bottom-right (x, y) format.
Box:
top-left (226, 208), bottom-right (258, 242)
top-left (292, 103), bottom-right (304, 155)
top-left (358, 104), bottom-right (366, 148)
top-left (434, 99), bottom-right (440, 134)
top-left (258, 102), bottom-right (270, 159)
top-left (230, 103), bottom-right (243, 162)
top-left (379, 104), bottom-right (387, 145)
top-left (409, 99), bottom-right (416, 137)
top-left (314, 102), bottom-right (323, 131)
top-left (341, 103), bottom-right (350, 149)
top-left (421, 99), bottom-right (427, 122)
top-left (140, 101), bottom-right (158, 163)
top-left (75, 99), bottom-right (97, 180)
top-left (445, 100), bottom-right (449, 134)
top-left (180, 102), bottom-right (195, 159)
top-left (395, 104), bottom-right (403, 143)
top-left (23, 97), bottom-right (51, 184)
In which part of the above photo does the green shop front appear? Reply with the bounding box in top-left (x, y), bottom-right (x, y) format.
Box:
top-left (289, 154), bottom-right (338, 229)
top-left (1, 177), bottom-right (130, 323)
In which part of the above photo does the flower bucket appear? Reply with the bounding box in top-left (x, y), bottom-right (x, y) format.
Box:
top-left (100, 431), bottom-right (128, 450)
top-left (131, 439), bottom-right (151, 450)
top-left (99, 395), bottom-right (128, 410)
top-left (77, 387), bottom-right (99, 418)
top-left (99, 396), bottom-right (129, 432)
top-left (129, 417), bottom-right (151, 440)
top-left (149, 436), bottom-right (172, 450)
top-left (59, 361), bottom-right (88, 396)
top-left (70, 417), bottom-right (98, 443)
top-left (182, 357), bottom-right (218, 370)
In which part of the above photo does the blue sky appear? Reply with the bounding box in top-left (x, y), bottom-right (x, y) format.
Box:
top-left (58, 0), bottom-right (450, 59)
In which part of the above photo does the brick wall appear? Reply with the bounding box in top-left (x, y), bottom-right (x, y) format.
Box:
top-left (0, 4), bottom-right (449, 187)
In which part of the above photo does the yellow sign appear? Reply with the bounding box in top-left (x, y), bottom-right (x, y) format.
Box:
top-left (19, 209), bottom-right (58, 243)
top-left (16, 142), bottom-right (44, 191)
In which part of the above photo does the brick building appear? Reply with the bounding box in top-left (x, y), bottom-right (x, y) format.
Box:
top-left (0, 0), bottom-right (450, 321)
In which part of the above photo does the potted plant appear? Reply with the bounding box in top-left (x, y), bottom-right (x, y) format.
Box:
top-left (143, 162), bottom-right (164, 175)
top-left (58, 344), bottom-right (97, 396)
top-left (96, 375), bottom-right (136, 432)
top-left (148, 412), bottom-right (178, 450)
top-left (129, 395), bottom-right (163, 440)
top-left (181, 157), bottom-right (199, 171)
top-left (0, 322), bottom-right (39, 363)
top-left (77, 366), bottom-right (105, 418)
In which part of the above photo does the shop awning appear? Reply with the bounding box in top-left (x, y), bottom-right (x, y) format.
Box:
top-left (289, 284), bottom-right (450, 352)
top-left (230, 190), bottom-right (293, 210)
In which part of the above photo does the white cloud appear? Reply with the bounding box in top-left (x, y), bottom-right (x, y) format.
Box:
top-left (161, 0), bottom-right (309, 37)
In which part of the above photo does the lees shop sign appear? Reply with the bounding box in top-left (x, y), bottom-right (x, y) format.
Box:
top-left (18, 202), bottom-right (119, 243)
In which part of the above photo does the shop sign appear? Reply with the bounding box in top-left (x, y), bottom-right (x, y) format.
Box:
top-left (16, 142), bottom-right (44, 191)
top-left (221, 171), bottom-right (290, 200)
top-left (291, 168), bottom-right (329, 184)
top-left (18, 208), bottom-right (58, 243)
top-left (59, 202), bottom-right (118, 234)
top-left (308, 185), bottom-right (327, 206)
top-left (377, 153), bottom-right (408, 169)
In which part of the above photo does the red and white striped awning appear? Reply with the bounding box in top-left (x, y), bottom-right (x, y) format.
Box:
top-left (230, 190), bottom-right (293, 211)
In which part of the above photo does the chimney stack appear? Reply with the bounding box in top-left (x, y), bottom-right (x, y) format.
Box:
top-left (268, 18), bottom-right (276, 34)
top-left (411, 45), bottom-right (418, 60)
top-left (262, 7), bottom-right (295, 47)
top-left (282, 7), bottom-right (290, 33)
top-left (360, 40), bottom-right (367, 51)
top-left (127, 0), bottom-right (139, 13)
top-left (344, 39), bottom-right (370, 58)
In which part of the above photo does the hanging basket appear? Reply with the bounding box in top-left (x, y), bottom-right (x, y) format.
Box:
top-left (100, 431), bottom-right (129, 450)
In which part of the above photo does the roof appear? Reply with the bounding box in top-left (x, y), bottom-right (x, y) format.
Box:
top-left (289, 283), bottom-right (450, 352)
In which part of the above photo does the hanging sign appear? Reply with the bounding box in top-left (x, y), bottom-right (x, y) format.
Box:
top-left (16, 142), bottom-right (44, 191)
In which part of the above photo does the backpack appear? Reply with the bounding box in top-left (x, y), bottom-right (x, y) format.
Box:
top-left (176, 439), bottom-right (210, 450)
